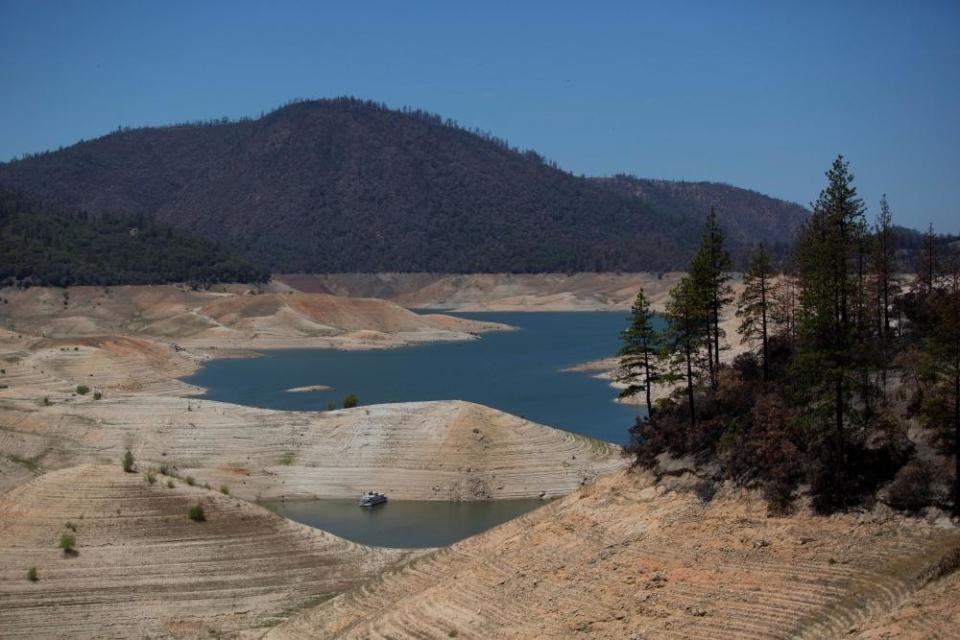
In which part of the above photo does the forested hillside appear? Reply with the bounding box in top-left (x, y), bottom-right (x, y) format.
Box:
top-left (594, 175), bottom-right (807, 261)
top-left (619, 156), bottom-right (960, 517)
top-left (0, 190), bottom-right (268, 287)
top-left (0, 98), bottom-right (809, 273)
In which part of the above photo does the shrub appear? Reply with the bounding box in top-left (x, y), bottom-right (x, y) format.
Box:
top-left (188, 502), bottom-right (206, 522)
top-left (185, 475), bottom-right (195, 486)
top-left (886, 461), bottom-right (934, 513)
top-left (59, 532), bottom-right (76, 554)
top-left (122, 449), bottom-right (135, 473)
top-left (27, 566), bottom-right (38, 582)
top-left (144, 471), bottom-right (156, 485)
top-left (93, 390), bottom-right (102, 400)
top-left (167, 479), bottom-right (175, 489)
top-left (693, 479), bottom-right (717, 504)
top-left (42, 396), bottom-right (51, 406)
top-left (342, 393), bottom-right (359, 409)
top-left (219, 484), bottom-right (229, 495)
top-left (158, 464), bottom-right (170, 475)
top-left (76, 384), bottom-right (89, 395)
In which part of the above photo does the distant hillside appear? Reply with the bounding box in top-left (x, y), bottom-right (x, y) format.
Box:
top-left (0, 98), bottom-right (807, 273)
top-left (593, 175), bottom-right (808, 259)
top-left (0, 190), bottom-right (268, 287)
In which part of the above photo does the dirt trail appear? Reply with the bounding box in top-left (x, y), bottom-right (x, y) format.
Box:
top-left (0, 464), bottom-right (413, 639)
top-left (267, 470), bottom-right (960, 640)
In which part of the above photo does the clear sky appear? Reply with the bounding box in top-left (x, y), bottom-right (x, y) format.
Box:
top-left (1, 1), bottom-right (958, 231)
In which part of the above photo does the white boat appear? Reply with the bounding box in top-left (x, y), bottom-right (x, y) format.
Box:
top-left (358, 491), bottom-right (387, 507)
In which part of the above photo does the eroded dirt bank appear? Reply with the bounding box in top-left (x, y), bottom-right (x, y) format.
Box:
top-left (0, 389), bottom-right (625, 500)
top-left (277, 272), bottom-right (689, 311)
top-left (0, 284), bottom-right (510, 352)
top-left (0, 464), bottom-right (414, 639)
top-left (0, 287), bottom-right (625, 500)
top-left (267, 469), bottom-right (960, 640)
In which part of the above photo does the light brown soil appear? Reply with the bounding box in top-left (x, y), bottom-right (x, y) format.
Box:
top-left (0, 285), bottom-right (510, 352)
top-left (277, 272), bottom-right (688, 311)
top-left (0, 386), bottom-right (626, 501)
top-left (0, 464), bottom-right (413, 639)
top-left (267, 469), bottom-right (960, 640)
top-left (0, 286), bottom-right (624, 501)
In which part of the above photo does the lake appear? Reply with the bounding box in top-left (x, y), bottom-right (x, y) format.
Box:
top-left (181, 311), bottom-right (642, 443)
top-left (264, 498), bottom-right (549, 548)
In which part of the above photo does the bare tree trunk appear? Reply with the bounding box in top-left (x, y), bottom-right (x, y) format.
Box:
top-left (643, 345), bottom-right (652, 423)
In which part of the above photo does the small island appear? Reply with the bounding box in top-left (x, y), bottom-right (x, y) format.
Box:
top-left (285, 385), bottom-right (332, 394)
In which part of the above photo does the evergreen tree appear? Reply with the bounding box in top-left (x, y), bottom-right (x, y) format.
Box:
top-left (870, 195), bottom-right (897, 401)
top-left (922, 254), bottom-right (960, 514)
top-left (915, 223), bottom-right (939, 297)
top-left (737, 243), bottom-right (774, 380)
top-left (771, 270), bottom-right (799, 345)
top-left (689, 207), bottom-right (733, 389)
top-left (617, 289), bottom-right (661, 421)
top-left (663, 276), bottom-right (708, 435)
top-left (791, 155), bottom-right (867, 491)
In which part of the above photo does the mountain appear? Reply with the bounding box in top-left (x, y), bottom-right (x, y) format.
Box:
top-left (0, 189), bottom-right (268, 287)
top-left (0, 98), bottom-right (807, 273)
top-left (593, 175), bottom-right (807, 257)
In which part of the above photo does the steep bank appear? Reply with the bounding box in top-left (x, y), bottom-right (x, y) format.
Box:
top-left (267, 469), bottom-right (960, 639)
top-left (0, 464), bottom-right (412, 639)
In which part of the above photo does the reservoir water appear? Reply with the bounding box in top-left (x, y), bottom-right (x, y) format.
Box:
top-left (264, 498), bottom-right (549, 548)
top-left (182, 311), bottom-right (641, 443)
top-left (182, 311), bottom-right (640, 547)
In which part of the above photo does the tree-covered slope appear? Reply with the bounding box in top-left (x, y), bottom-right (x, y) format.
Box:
top-left (593, 175), bottom-right (808, 258)
top-left (0, 98), bottom-right (807, 273)
top-left (0, 190), bottom-right (268, 287)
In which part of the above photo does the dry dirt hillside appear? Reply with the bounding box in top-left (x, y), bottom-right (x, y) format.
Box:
top-left (266, 470), bottom-right (960, 640)
top-left (0, 285), bottom-right (509, 351)
top-left (0, 464), bottom-right (413, 640)
top-left (277, 272), bottom-right (689, 311)
top-left (0, 360), bottom-right (625, 500)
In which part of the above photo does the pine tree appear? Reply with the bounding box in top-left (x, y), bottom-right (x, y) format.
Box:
top-left (915, 223), bottom-right (939, 297)
top-left (617, 289), bottom-right (661, 421)
top-left (923, 254), bottom-right (960, 515)
top-left (737, 244), bottom-right (774, 380)
top-left (791, 155), bottom-right (866, 486)
top-left (771, 270), bottom-right (799, 345)
top-left (663, 276), bottom-right (708, 435)
top-left (870, 195), bottom-right (897, 401)
top-left (689, 207), bottom-right (733, 389)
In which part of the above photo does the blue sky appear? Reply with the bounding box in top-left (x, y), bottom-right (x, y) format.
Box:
top-left (1, 1), bottom-right (958, 231)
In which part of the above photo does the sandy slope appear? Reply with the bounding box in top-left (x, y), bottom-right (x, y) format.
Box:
top-left (0, 285), bottom-right (510, 351)
top-left (267, 469), bottom-right (960, 640)
top-left (0, 464), bottom-right (412, 640)
top-left (277, 272), bottom-right (689, 311)
top-left (0, 383), bottom-right (625, 500)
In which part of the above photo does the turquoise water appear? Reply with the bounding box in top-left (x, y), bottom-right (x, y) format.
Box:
top-left (181, 311), bottom-right (641, 443)
top-left (264, 498), bottom-right (548, 548)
